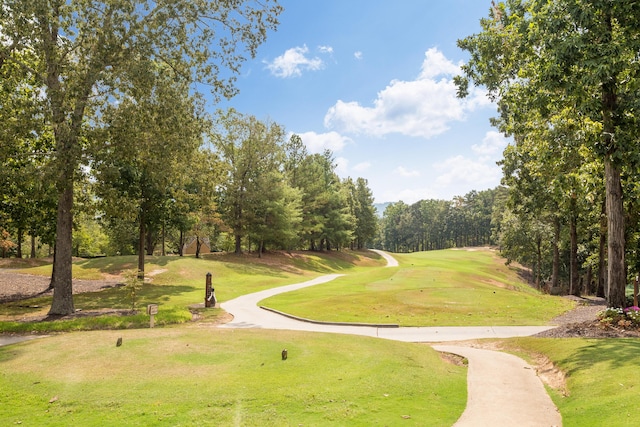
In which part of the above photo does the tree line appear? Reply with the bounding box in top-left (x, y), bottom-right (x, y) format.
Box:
top-left (376, 188), bottom-right (500, 253)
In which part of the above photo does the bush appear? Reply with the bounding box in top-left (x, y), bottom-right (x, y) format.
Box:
top-left (597, 306), bottom-right (640, 329)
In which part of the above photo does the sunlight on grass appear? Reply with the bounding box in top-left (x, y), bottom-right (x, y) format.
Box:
top-left (0, 328), bottom-right (466, 426)
top-left (1, 251), bottom-right (386, 332)
top-left (502, 338), bottom-right (640, 426)
top-left (262, 249), bottom-right (574, 326)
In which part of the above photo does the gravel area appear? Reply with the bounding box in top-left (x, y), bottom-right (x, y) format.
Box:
top-left (535, 295), bottom-right (640, 338)
top-left (0, 269), bottom-right (121, 303)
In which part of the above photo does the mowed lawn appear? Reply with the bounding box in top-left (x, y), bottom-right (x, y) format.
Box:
top-left (0, 250), bottom-right (384, 332)
top-left (0, 328), bottom-right (467, 426)
top-left (261, 248), bottom-right (574, 326)
top-left (502, 337), bottom-right (640, 427)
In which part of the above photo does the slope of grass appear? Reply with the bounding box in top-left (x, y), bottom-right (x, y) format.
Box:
top-left (0, 251), bottom-right (385, 332)
top-left (0, 328), bottom-right (466, 426)
top-left (262, 248), bottom-right (573, 326)
top-left (502, 337), bottom-right (640, 426)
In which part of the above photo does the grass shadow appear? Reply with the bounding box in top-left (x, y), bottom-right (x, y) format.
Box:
top-left (564, 339), bottom-right (640, 375)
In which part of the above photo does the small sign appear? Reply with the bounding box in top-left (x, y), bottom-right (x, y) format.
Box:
top-left (147, 304), bottom-right (159, 315)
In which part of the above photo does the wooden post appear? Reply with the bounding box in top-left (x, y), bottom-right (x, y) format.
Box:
top-left (147, 304), bottom-right (158, 328)
top-left (205, 272), bottom-right (212, 308)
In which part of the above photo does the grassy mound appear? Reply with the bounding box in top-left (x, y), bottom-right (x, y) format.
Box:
top-left (262, 248), bottom-right (573, 326)
top-left (0, 328), bottom-right (466, 426)
top-left (0, 250), bottom-right (384, 333)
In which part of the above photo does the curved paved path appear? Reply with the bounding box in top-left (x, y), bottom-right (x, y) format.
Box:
top-left (433, 345), bottom-right (561, 426)
top-left (220, 250), bottom-right (562, 426)
top-left (2, 250), bottom-right (562, 425)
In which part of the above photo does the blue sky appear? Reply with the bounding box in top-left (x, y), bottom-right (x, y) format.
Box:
top-left (216, 0), bottom-right (508, 204)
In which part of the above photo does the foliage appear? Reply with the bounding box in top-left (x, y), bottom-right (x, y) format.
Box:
top-left (456, 0), bottom-right (640, 307)
top-left (597, 306), bottom-right (640, 329)
top-left (0, 0), bottom-right (284, 315)
top-left (122, 269), bottom-right (143, 311)
top-left (377, 188), bottom-right (501, 253)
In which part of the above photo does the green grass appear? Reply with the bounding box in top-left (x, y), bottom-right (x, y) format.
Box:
top-left (501, 337), bottom-right (640, 426)
top-left (0, 328), bottom-right (466, 426)
top-left (262, 249), bottom-right (573, 326)
top-left (0, 251), bottom-right (385, 333)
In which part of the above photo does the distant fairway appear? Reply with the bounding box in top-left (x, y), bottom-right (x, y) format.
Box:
top-left (261, 248), bottom-right (574, 326)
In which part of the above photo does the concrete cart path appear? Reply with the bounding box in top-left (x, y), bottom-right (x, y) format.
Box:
top-left (219, 272), bottom-right (555, 342)
top-left (433, 345), bottom-right (562, 427)
top-left (0, 335), bottom-right (46, 347)
top-left (220, 250), bottom-right (562, 426)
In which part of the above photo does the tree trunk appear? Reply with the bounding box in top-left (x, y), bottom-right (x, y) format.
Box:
top-left (161, 221), bottom-right (166, 257)
top-left (536, 236), bottom-right (542, 289)
top-left (552, 217), bottom-right (560, 289)
top-left (195, 237), bottom-right (202, 259)
top-left (597, 201), bottom-right (607, 298)
top-left (605, 160), bottom-right (626, 307)
top-left (178, 229), bottom-right (184, 256)
top-left (30, 234), bottom-right (36, 258)
top-left (49, 186), bottom-right (75, 315)
top-left (138, 209), bottom-right (145, 280)
top-left (586, 265), bottom-right (593, 295)
top-left (16, 228), bottom-right (23, 258)
top-left (234, 233), bottom-right (242, 254)
top-left (569, 198), bottom-right (580, 297)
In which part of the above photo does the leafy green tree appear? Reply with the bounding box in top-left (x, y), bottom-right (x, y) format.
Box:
top-left (213, 110), bottom-right (290, 254)
top-left (352, 178), bottom-right (378, 250)
top-left (1, 0), bottom-right (282, 314)
top-left (0, 50), bottom-right (57, 259)
top-left (94, 65), bottom-right (204, 278)
top-left (457, 0), bottom-right (640, 307)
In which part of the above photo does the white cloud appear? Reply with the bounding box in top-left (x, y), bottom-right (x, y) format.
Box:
top-left (265, 45), bottom-right (324, 78)
top-left (318, 45), bottom-right (334, 54)
top-left (354, 51), bottom-right (363, 60)
top-left (323, 47), bottom-right (491, 139)
top-left (434, 154), bottom-right (502, 189)
top-left (296, 131), bottom-right (352, 154)
top-left (353, 161), bottom-right (371, 172)
top-left (418, 47), bottom-right (462, 79)
top-left (394, 166), bottom-right (421, 177)
top-left (335, 157), bottom-right (349, 176)
top-left (472, 130), bottom-right (509, 160)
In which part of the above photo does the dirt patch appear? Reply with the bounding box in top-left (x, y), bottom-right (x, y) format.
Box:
top-left (0, 270), bottom-right (122, 303)
top-left (438, 351), bottom-right (468, 367)
top-left (534, 354), bottom-right (568, 395)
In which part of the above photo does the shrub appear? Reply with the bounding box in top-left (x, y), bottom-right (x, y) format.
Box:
top-left (598, 306), bottom-right (640, 329)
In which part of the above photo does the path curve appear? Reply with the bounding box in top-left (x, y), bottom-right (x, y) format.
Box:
top-left (220, 250), bottom-right (562, 426)
top-left (370, 249), bottom-right (399, 267)
top-left (433, 345), bottom-right (562, 427)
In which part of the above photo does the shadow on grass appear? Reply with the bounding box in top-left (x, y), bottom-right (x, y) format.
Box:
top-left (75, 283), bottom-right (197, 310)
top-left (565, 339), bottom-right (640, 375)
top-left (73, 255), bottom-right (189, 273)
top-left (209, 249), bottom-right (384, 274)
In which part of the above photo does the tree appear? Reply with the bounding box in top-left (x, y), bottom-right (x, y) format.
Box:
top-left (0, 0), bottom-right (282, 314)
top-left (0, 49), bottom-right (57, 260)
top-left (457, 0), bottom-right (640, 307)
top-left (94, 64), bottom-right (205, 278)
top-left (352, 178), bottom-right (378, 249)
top-left (213, 110), bottom-right (289, 254)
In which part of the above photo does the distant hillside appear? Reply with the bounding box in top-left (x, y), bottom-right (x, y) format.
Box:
top-left (374, 202), bottom-right (392, 217)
